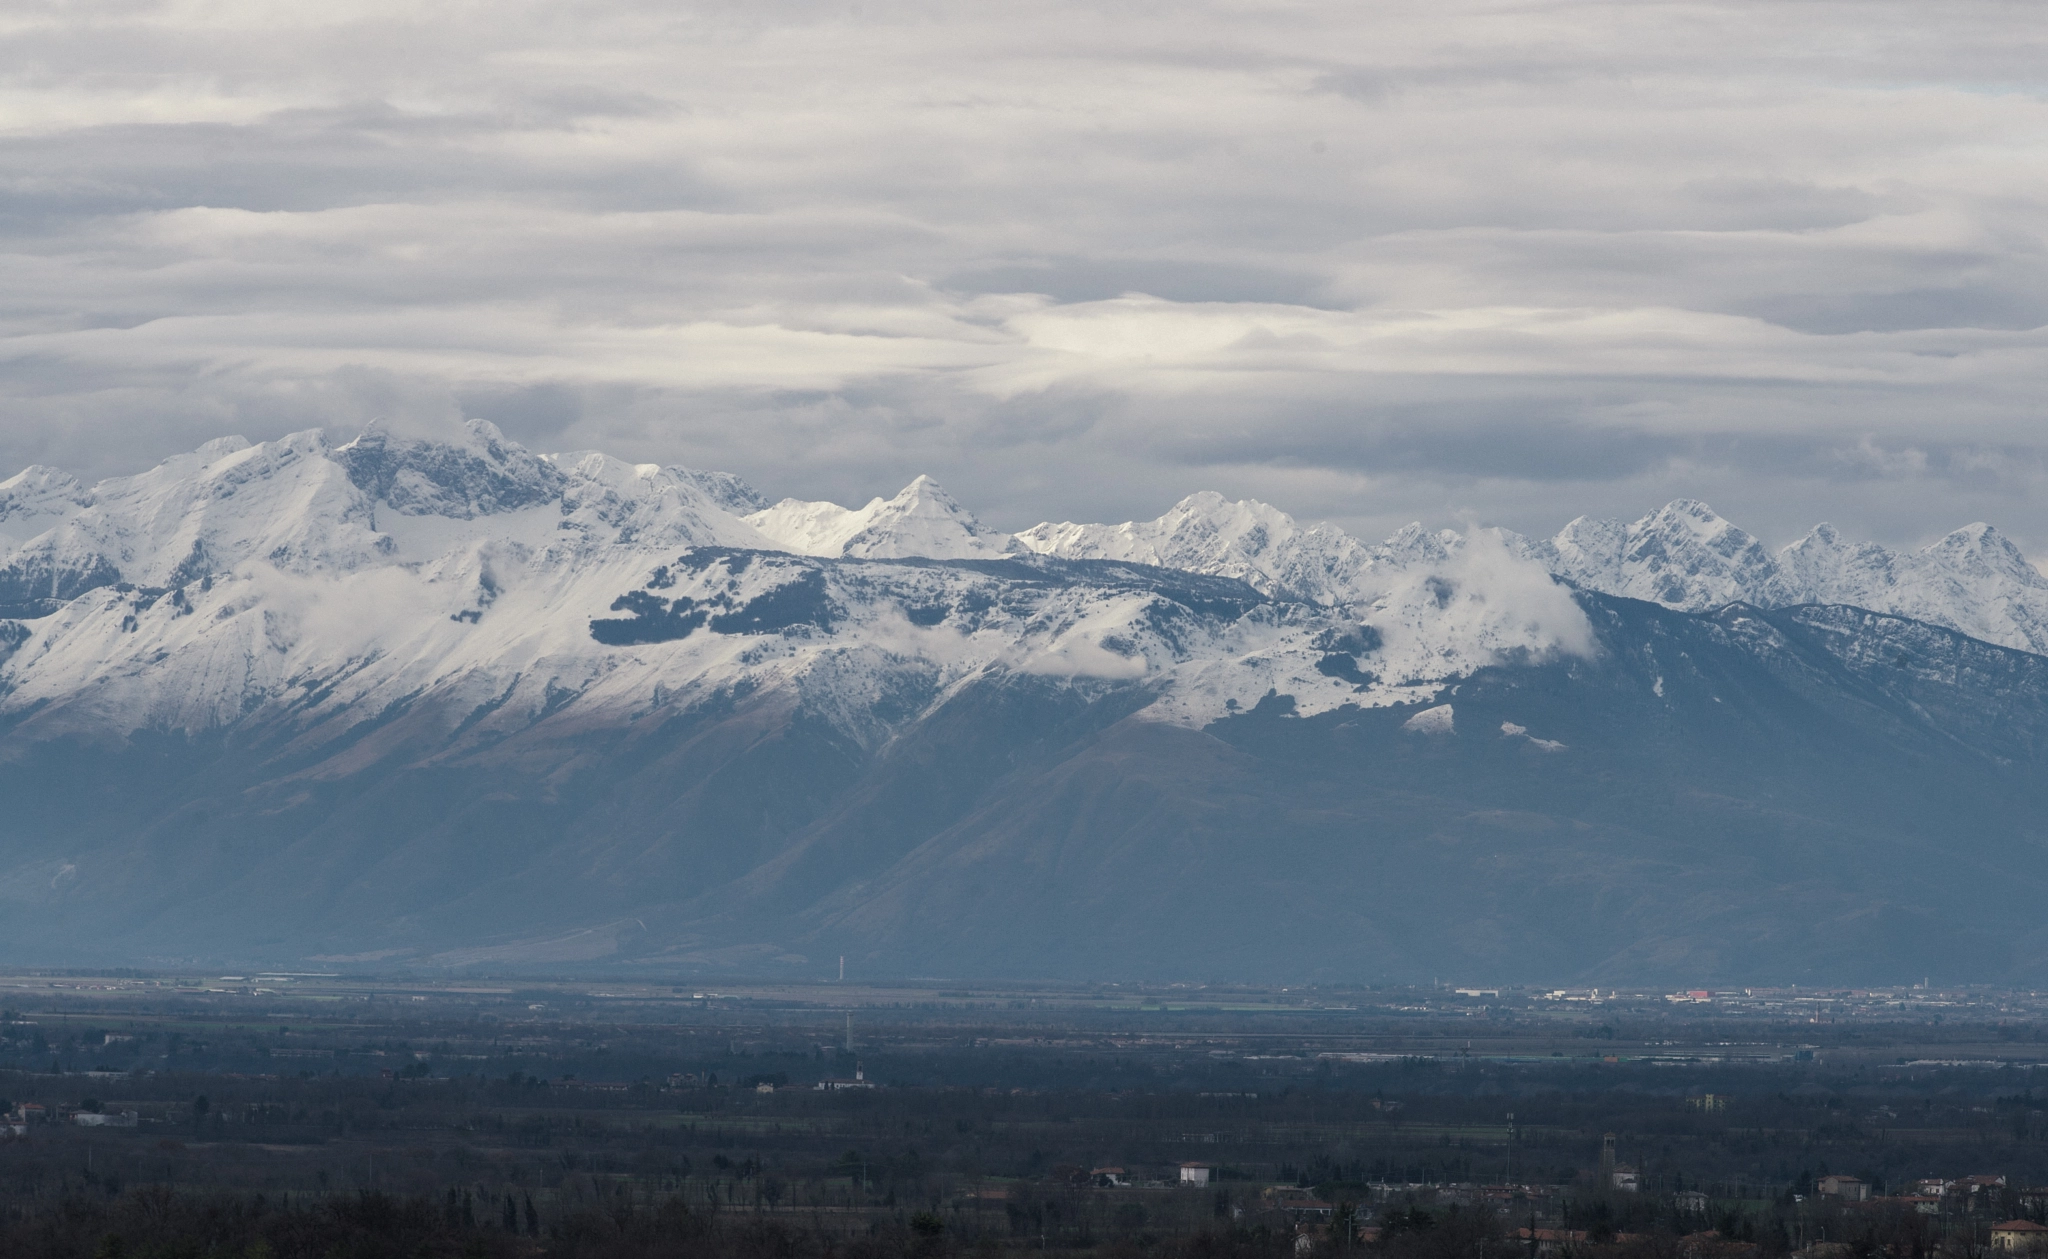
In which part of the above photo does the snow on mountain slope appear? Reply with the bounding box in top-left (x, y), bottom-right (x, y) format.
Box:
top-left (1140, 526), bottom-right (1597, 725)
top-left (1015, 492), bottom-right (1370, 600)
top-left (31, 420), bottom-right (2048, 770)
top-left (1018, 486), bottom-right (2048, 658)
top-left (668, 468), bottom-right (768, 516)
top-left (0, 424), bottom-right (792, 728)
top-left (1013, 492), bottom-right (1477, 606)
top-left (0, 467), bottom-right (102, 620)
top-left (0, 466), bottom-right (91, 550)
top-left (0, 431), bottom-right (1606, 753)
top-left (0, 520), bottom-right (1486, 750)
top-left (0, 422), bottom-right (772, 586)
top-left (1775, 522), bottom-right (1892, 604)
top-left (1528, 499), bottom-right (1783, 611)
top-left (1528, 501), bottom-right (2048, 655)
top-left (747, 476), bottom-right (1015, 559)
top-left (546, 451), bottom-right (776, 555)
top-left (0, 433), bottom-right (387, 619)
top-left (1772, 520), bottom-right (2048, 655)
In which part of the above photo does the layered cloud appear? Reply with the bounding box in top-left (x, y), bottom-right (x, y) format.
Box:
top-left (4, 0), bottom-right (2048, 548)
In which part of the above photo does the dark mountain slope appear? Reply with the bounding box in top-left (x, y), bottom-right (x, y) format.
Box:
top-left (740, 596), bottom-right (2048, 983)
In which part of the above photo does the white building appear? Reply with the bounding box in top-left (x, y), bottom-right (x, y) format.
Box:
top-left (1180, 1163), bottom-right (1212, 1186)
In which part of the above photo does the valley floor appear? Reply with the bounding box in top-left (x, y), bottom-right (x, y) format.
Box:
top-left (0, 976), bottom-right (2043, 1256)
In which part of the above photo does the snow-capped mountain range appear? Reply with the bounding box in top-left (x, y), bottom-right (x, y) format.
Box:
top-left (747, 451), bottom-right (2048, 657)
top-left (1, 421), bottom-right (2042, 745)
top-left (1016, 490), bottom-right (2048, 657)
top-left (8, 421), bottom-right (2048, 981)
top-left (0, 422), bottom-right (1585, 742)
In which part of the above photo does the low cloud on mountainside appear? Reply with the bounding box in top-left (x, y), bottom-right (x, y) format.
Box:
top-left (4, 2), bottom-right (2048, 550)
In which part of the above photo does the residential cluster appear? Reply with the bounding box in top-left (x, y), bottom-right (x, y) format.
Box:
top-left (0, 1099), bottom-right (137, 1132)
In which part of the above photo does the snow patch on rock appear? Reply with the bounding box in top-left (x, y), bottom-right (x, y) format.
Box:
top-left (1403, 705), bottom-right (1455, 736)
top-left (1501, 720), bottom-right (1566, 751)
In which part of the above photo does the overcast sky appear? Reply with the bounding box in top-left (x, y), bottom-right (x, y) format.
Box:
top-left (5, 1), bottom-right (2048, 549)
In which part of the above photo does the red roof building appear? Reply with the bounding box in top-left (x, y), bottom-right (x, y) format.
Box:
top-left (1991, 1221), bottom-right (2048, 1253)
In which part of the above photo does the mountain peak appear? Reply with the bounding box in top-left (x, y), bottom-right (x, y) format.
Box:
top-left (334, 423), bottom-right (563, 519)
top-left (1535, 499), bottom-right (1775, 611)
top-left (1376, 521), bottom-right (1460, 565)
top-left (885, 474), bottom-right (965, 514)
top-left (194, 435), bottom-right (254, 465)
top-left (1922, 521), bottom-right (2047, 587)
top-left (0, 466), bottom-right (93, 557)
top-left (1636, 500), bottom-right (1758, 555)
top-left (1526, 502), bottom-right (2048, 653)
top-left (1652, 497), bottom-right (1726, 522)
top-left (1790, 522), bottom-right (1845, 549)
top-left (1017, 491), bottom-right (1366, 600)
top-left (0, 464), bottom-right (87, 505)
top-left (746, 476), bottom-right (1013, 560)
top-left (465, 417), bottom-right (510, 444)
top-left (840, 476), bottom-right (1013, 559)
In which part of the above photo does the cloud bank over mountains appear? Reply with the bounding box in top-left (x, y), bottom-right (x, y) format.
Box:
top-left (5, 2), bottom-right (2048, 550)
